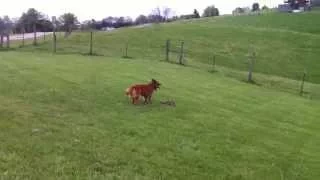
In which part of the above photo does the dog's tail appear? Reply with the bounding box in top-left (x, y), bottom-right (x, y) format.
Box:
top-left (125, 87), bottom-right (139, 99)
top-left (125, 87), bottom-right (132, 96)
top-left (125, 88), bottom-right (130, 96)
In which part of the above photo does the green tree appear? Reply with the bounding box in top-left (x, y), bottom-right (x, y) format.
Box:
top-left (80, 19), bottom-right (97, 31)
top-left (262, 5), bottom-right (269, 10)
top-left (193, 9), bottom-right (200, 18)
top-left (252, 3), bottom-right (260, 12)
top-left (163, 7), bottom-right (172, 21)
top-left (202, 5), bottom-right (219, 17)
top-left (19, 8), bottom-right (43, 32)
top-left (17, 9), bottom-right (36, 31)
top-left (59, 13), bottom-right (78, 35)
top-left (1, 16), bottom-right (13, 33)
top-left (0, 18), bottom-right (4, 33)
top-left (135, 15), bottom-right (149, 25)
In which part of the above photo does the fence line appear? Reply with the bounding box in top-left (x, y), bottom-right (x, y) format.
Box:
top-left (0, 31), bottom-right (319, 99)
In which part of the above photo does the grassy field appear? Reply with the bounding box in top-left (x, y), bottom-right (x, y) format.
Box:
top-left (0, 51), bottom-right (320, 179)
top-left (216, 10), bottom-right (320, 34)
top-left (1, 9), bottom-right (320, 180)
top-left (19, 11), bottom-right (320, 84)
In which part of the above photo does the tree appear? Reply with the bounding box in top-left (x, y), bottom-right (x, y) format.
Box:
top-left (0, 18), bottom-right (4, 43)
top-left (81, 19), bottom-right (97, 31)
top-left (163, 7), bottom-right (172, 21)
top-left (0, 18), bottom-right (4, 32)
top-left (0, 18), bottom-right (4, 47)
top-left (59, 13), bottom-right (78, 34)
top-left (102, 16), bottom-right (116, 27)
top-left (25, 9), bottom-right (40, 24)
top-left (80, 20), bottom-right (93, 31)
top-left (14, 8), bottom-right (53, 34)
top-left (124, 17), bottom-right (133, 26)
top-left (154, 7), bottom-right (162, 18)
top-left (0, 16), bottom-right (13, 47)
top-left (193, 9), bottom-right (200, 18)
top-left (149, 7), bottom-right (164, 23)
top-left (115, 17), bottom-right (125, 28)
top-left (36, 19), bottom-right (53, 32)
top-left (135, 15), bottom-right (149, 25)
top-left (2, 16), bottom-right (13, 33)
top-left (202, 5), bottom-right (219, 17)
top-left (17, 8), bottom-right (43, 33)
top-left (233, 7), bottom-right (245, 14)
top-left (262, 5), bottom-right (269, 10)
top-left (112, 16), bottom-right (133, 28)
top-left (90, 19), bottom-right (97, 29)
top-left (252, 3), bottom-right (260, 12)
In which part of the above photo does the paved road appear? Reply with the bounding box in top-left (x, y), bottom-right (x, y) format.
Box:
top-left (3, 32), bottom-right (53, 41)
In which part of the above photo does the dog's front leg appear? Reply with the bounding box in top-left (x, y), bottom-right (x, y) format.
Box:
top-left (143, 96), bottom-right (149, 104)
top-left (131, 98), bottom-right (135, 104)
top-left (148, 96), bottom-right (152, 104)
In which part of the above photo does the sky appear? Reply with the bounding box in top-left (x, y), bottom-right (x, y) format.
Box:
top-left (0, 0), bottom-right (283, 21)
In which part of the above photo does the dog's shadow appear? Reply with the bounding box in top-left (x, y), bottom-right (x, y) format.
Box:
top-left (124, 98), bottom-right (176, 108)
top-left (160, 100), bottom-right (176, 107)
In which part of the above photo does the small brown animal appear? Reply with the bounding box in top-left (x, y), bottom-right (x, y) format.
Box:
top-left (125, 79), bottom-right (161, 104)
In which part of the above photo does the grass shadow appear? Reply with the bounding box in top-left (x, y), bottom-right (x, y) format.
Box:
top-left (242, 79), bottom-right (262, 86)
top-left (161, 60), bottom-right (187, 67)
top-left (81, 52), bottom-right (105, 57)
top-left (121, 55), bottom-right (134, 59)
top-left (208, 69), bottom-right (218, 73)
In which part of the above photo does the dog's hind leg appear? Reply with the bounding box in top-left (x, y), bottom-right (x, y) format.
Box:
top-left (132, 96), bottom-right (139, 104)
top-left (131, 89), bottom-right (139, 105)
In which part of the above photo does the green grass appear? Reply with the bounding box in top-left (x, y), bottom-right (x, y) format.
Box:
top-left (19, 11), bottom-right (320, 84)
top-left (215, 10), bottom-right (320, 34)
top-left (2, 10), bottom-right (320, 179)
top-left (1, 51), bottom-right (320, 179)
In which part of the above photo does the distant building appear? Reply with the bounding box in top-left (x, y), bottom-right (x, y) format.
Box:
top-left (278, 0), bottom-right (312, 12)
top-left (311, 0), bottom-right (320, 6)
top-left (278, 4), bottom-right (292, 12)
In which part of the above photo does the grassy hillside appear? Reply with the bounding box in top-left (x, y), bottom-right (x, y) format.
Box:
top-left (1, 51), bottom-right (320, 179)
top-left (216, 10), bottom-right (320, 34)
top-left (19, 11), bottom-right (320, 84)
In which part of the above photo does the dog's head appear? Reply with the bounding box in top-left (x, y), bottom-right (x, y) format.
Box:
top-left (151, 79), bottom-right (161, 90)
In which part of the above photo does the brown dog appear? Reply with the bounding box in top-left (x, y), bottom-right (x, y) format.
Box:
top-left (125, 79), bottom-right (161, 104)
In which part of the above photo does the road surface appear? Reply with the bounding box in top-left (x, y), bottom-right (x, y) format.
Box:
top-left (3, 32), bottom-right (53, 42)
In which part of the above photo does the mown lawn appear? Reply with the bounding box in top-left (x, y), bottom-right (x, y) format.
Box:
top-left (0, 52), bottom-right (319, 179)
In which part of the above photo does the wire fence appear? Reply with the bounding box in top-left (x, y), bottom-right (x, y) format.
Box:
top-left (0, 32), bottom-right (57, 49)
top-left (1, 30), bottom-right (319, 99)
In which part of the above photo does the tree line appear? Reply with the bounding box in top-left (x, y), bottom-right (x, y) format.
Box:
top-left (0, 5), bottom-right (220, 34)
top-left (0, 8), bottom-right (78, 34)
top-left (83, 6), bottom-right (219, 30)
top-left (232, 3), bottom-right (270, 15)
